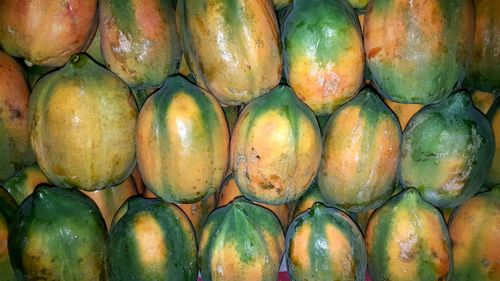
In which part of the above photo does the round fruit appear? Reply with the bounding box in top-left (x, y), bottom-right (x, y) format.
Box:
top-left (29, 53), bottom-right (138, 191)
top-left (364, 0), bottom-right (474, 104)
top-left (136, 75), bottom-right (229, 203)
top-left (99, 0), bottom-right (181, 89)
top-left (318, 86), bottom-right (401, 213)
top-left (8, 185), bottom-right (108, 281)
top-left (286, 202), bottom-right (367, 281)
top-left (282, 0), bottom-right (364, 115)
top-left (199, 198), bottom-right (285, 281)
top-left (0, 0), bottom-right (98, 67)
top-left (366, 188), bottom-right (452, 281)
top-left (399, 91), bottom-right (495, 208)
top-left (230, 85), bottom-right (322, 205)
top-left (109, 196), bottom-right (198, 281)
top-left (176, 0), bottom-right (282, 106)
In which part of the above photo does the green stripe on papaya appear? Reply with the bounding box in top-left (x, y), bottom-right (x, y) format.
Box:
top-left (367, 199), bottom-right (394, 280)
top-left (284, 0), bottom-right (360, 66)
top-left (109, 197), bottom-right (197, 280)
top-left (106, 0), bottom-right (138, 35)
top-left (8, 186), bottom-right (107, 281)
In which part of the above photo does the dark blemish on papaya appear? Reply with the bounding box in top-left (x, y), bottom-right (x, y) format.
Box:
top-left (368, 47), bottom-right (382, 59)
top-left (256, 155), bottom-right (260, 160)
top-left (261, 182), bottom-right (274, 189)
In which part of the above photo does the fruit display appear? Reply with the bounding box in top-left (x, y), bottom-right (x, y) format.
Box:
top-left (0, 0), bottom-right (499, 280)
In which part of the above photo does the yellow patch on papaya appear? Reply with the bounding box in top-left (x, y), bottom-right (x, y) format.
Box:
top-left (209, 242), bottom-right (264, 281)
top-left (324, 223), bottom-right (356, 279)
top-left (289, 223), bottom-right (312, 270)
top-left (134, 214), bottom-right (167, 266)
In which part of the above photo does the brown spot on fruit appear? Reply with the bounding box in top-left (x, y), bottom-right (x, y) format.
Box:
top-left (368, 47), bottom-right (382, 59)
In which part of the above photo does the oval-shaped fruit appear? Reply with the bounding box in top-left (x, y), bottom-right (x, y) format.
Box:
top-left (471, 90), bottom-right (496, 114)
top-left (0, 0), bottom-right (98, 67)
top-left (465, 0), bottom-right (500, 94)
top-left (83, 177), bottom-right (138, 230)
top-left (286, 202), bottom-right (367, 281)
top-left (199, 198), bottom-right (285, 281)
top-left (399, 91), bottom-right (495, 208)
top-left (2, 163), bottom-right (49, 204)
top-left (100, 0), bottom-right (181, 89)
top-left (318, 86), bottom-right (401, 213)
top-left (383, 99), bottom-right (423, 129)
top-left (486, 98), bottom-right (500, 187)
top-left (8, 185), bottom-right (108, 281)
top-left (29, 53), bottom-right (138, 191)
top-left (218, 175), bottom-right (289, 229)
top-left (231, 85), bottom-right (322, 205)
top-left (137, 75), bottom-right (229, 203)
top-left (0, 186), bottom-right (17, 281)
top-left (364, 0), bottom-right (474, 104)
top-left (144, 188), bottom-right (218, 239)
top-left (0, 51), bottom-right (35, 181)
top-left (177, 0), bottom-right (282, 106)
top-left (282, 0), bottom-right (364, 115)
top-left (448, 185), bottom-right (500, 281)
top-left (109, 196), bottom-right (198, 281)
top-left (366, 188), bottom-right (451, 281)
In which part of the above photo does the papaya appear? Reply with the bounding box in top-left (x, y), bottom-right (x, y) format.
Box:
top-left (0, 51), bottom-right (35, 181)
top-left (2, 163), bottom-right (49, 205)
top-left (82, 177), bottom-right (138, 230)
top-left (0, 186), bottom-right (17, 281)
top-left (230, 85), bottom-right (322, 205)
top-left (22, 64), bottom-right (57, 90)
top-left (290, 181), bottom-right (328, 219)
top-left (286, 202), bottom-right (367, 281)
top-left (85, 26), bottom-right (105, 66)
top-left (29, 53), bottom-right (138, 191)
top-left (199, 198), bottom-right (285, 281)
top-left (364, 0), bottom-right (474, 104)
top-left (131, 166), bottom-right (146, 194)
top-left (8, 185), bottom-right (108, 281)
top-left (365, 188), bottom-right (452, 281)
top-left (465, 0), bottom-right (500, 94)
top-left (399, 91), bottom-right (495, 208)
top-left (109, 196), bottom-right (198, 281)
top-left (486, 97), bottom-right (500, 187)
top-left (136, 75), bottom-right (229, 203)
top-left (448, 185), bottom-right (500, 281)
top-left (282, 0), bottom-right (364, 115)
top-left (99, 0), bottom-right (181, 89)
top-left (177, 0), bottom-right (282, 106)
top-left (218, 175), bottom-right (289, 229)
top-left (318, 86), bottom-right (401, 213)
top-left (0, 0), bottom-right (98, 67)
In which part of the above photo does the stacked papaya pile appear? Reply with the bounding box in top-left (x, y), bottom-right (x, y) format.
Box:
top-left (0, 0), bottom-right (498, 280)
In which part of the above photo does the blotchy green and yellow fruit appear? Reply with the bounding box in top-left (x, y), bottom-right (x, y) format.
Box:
top-left (486, 97), bottom-right (500, 187)
top-left (230, 85), bottom-right (322, 205)
top-left (137, 75), bottom-right (229, 203)
top-left (364, 0), bottom-right (474, 104)
top-left (177, 0), bottom-right (282, 105)
top-left (366, 188), bottom-right (451, 281)
top-left (0, 51), bottom-right (35, 181)
top-left (465, 0), bottom-right (500, 94)
top-left (318, 86), bottom-right (401, 212)
top-left (199, 198), bottom-right (285, 281)
top-left (2, 163), bottom-right (49, 204)
top-left (8, 185), bottom-right (108, 281)
top-left (99, 0), bottom-right (181, 89)
top-left (29, 53), bottom-right (138, 191)
top-left (286, 203), bottom-right (367, 281)
top-left (0, 186), bottom-right (17, 281)
top-left (109, 196), bottom-right (198, 281)
top-left (282, 0), bottom-right (364, 115)
top-left (218, 175), bottom-right (289, 229)
top-left (399, 91), bottom-right (495, 208)
top-left (0, 0), bottom-right (98, 67)
top-left (83, 177), bottom-right (138, 230)
top-left (448, 185), bottom-right (500, 281)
